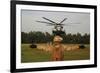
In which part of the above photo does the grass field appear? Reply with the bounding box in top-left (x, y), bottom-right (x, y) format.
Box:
top-left (21, 44), bottom-right (90, 63)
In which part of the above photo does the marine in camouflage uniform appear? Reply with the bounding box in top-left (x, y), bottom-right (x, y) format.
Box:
top-left (51, 36), bottom-right (64, 61)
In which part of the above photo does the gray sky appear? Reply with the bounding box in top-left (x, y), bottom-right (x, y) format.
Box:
top-left (21, 9), bottom-right (90, 34)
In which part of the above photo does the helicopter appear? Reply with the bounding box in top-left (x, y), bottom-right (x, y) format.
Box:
top-left (36, 17), bottom-right (79, 36)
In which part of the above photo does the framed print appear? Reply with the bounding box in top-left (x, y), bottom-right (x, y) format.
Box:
top-left (10, 0), bottom-right (97, 73)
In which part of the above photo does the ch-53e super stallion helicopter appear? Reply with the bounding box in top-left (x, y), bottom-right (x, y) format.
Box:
top-left (30, 17), bottom-right (80, 48)
top-left (36, 17), bottom-right (79, 36)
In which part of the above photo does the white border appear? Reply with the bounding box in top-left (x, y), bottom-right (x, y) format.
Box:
top-left (16, 4), bottom-right (94, 69)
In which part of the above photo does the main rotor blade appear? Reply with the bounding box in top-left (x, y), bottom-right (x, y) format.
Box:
top-left (47, 24), bottom-right (56, 26)
top-left (36, 21), bottom-right (54, 25)
top-left (59, 18), bottom-right (67, 24)
top-left (61, 23), bottom-right (80, 25)
top-left (66, 23), bottom-right (80, 24)
top-left (42, 17), bottom-right (57, 24)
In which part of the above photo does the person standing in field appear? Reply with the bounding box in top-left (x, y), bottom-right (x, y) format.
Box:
top-left (51, 36), bottom-right (64, 61)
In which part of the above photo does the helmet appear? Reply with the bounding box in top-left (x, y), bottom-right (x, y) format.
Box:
top-left (53, 36), bottom-right (63, 42)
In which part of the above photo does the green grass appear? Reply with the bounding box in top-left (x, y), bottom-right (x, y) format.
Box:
top-left (21, 44), bottom-right (90, 63)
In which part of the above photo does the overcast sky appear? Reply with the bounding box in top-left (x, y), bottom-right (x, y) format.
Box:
top-left (21, 9), bottom-right (90, 35)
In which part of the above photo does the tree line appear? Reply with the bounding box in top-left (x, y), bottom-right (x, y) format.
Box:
top-left (21, 31), bottom-right (90, 44)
